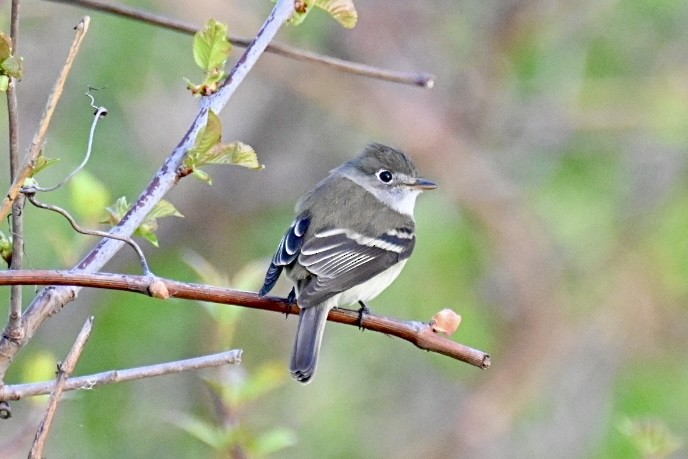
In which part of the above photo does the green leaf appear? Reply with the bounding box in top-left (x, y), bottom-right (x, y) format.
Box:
top-left (192, 19), bottom-right (232, 72)
top-left (192, 110), bottom-right (223, 161)
top-left (187, 19), bottom-right (232, 96)
top-left (135, 200), bottom-right (183, 247)
top-left (185, 111), bottom-right (262, 183)
top-left (172, 415), bottom-right (228, 450)
top-left (218, 362), bottom-right (288, 406)
top-left (252, 428), bottom-right (297, 456)
top-left (618, 417), bottom-right (682, 458)
top-left (103, 198), bottom-right (182, 247)
top-left (192, 169), bottom-right (212, 185)
top-left (206, 142), bottom-right (264, 170)
top-left (137, 230), bottom-right (159, 248)
top-left (1, 55), bottom-right (23, 79)
top-left (0, 230), bottom-right (12, 266)
top-left (102, 196), bottom-right (130, 225)
top-left (290, 0), bottom-right (358, 28)
top-left (0, 75), bottom-right (8, 92)
top-left (146, 199), bottom-right (184, 220)
top-left (30, 152), bottom-right (60, 178)
top-left (315, 0), bottom-right (358, 28)
top-left (0, 33), bottom-right (11, 61)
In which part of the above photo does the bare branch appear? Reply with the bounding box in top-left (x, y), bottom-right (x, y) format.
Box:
top-left (0, 16), bottom-right (91, 222)
top-left (0, 270), bottom-right (491, 370)
top-left (28, 317), bottom-right (93, 459)
top-left (6, 0), bottom-right (23, 339)
top-left (0, 349), bottom-right (243, 402)
top-left (45, 0), bottom-right (435, 88)
top-left (9, 0), bottom-right (20, 45)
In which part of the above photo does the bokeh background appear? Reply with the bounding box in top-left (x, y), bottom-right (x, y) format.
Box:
top-left (2, 0), bottom-right (688, 457)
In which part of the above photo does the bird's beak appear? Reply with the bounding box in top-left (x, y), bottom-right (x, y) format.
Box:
top-left (410, 177), bottom-right (437, 191)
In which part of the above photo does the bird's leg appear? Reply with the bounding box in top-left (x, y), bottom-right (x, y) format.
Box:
top-left (357, 300), bottom-right (371, 330)
top-left (285, 287), bottom-right (297, 318)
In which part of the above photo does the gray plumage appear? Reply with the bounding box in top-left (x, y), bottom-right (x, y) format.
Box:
top-left (259, 143), bottom-right (436, 383)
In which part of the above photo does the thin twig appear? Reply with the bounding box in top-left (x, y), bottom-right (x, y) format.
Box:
top-left (9, 0), bottom-right (20, 44)
top-left (24, 194), bottom-right (152, 275)
top-left (0, 16), bottom-right (90, 223)
top-left (6, 0), bottom-right (23, 339)
top-left (1, 349), bottom-right (242, 401)
top-left (0, 270), bottom-right (491, 370)
top-left (0, 1), bottom-right (294, 382)
top-left (28, 316), bottom-right (93, 459)
top-left (45, 0), bottom-right (435, 88)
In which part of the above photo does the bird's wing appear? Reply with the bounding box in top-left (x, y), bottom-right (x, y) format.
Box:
top-left (296, 227), bottom-right (415, 307)
top-left (258, 215), bottom-right (311, 297)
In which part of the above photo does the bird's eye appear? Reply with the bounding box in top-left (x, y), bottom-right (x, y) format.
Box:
top-left (377, 169), bottom-right (393, 183)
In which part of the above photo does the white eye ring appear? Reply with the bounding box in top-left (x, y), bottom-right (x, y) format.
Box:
top-left (377, 169), bottom-right (393, 183)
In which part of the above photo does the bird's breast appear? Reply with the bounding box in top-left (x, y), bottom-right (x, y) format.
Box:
top-left (332, 259), bottom-right (408, 306)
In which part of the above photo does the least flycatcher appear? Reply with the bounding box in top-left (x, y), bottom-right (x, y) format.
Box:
top-left (259, 143), bottom-right (437, 383)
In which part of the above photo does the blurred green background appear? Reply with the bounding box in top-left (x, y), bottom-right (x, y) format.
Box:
top-left (2, 0), bottom-right (688, 457)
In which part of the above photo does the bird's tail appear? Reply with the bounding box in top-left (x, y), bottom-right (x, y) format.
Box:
top-left (290, 304), bottom-right (329, 384)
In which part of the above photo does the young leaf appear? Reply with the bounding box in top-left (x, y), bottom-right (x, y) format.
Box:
top-left (184, 111), bottom-right (263, 184)
top-left (146, 199), bottom-right (184, 220)
top-left (252, 428), bottom-right (297, 456)
top-left (192, 169), bottom-right (212, 185)
top-left (188, 19), bottom-right (232, 96)
top-left (315, 0), bottom-right (358, 28)
top-left (0, 33), bottom-right (11, 61)
top-left (172, 415), bottom-right (229, 450)
top-left (0, 231), bottom-right (12, 267)
top-left (103, 197), bottom-right (182, 247)
top-left (206, 142), bottom-right (264, 170)
top-left (188, 110), bottom-right (223, 163)
top-left (193, 19), bottom-right (232, 72)
top-left (30, 152), bottom-right (60, 178)
top-left (101, 196), bottom-right (130, 226)
top-left (1, 55), bottom-right (23, 79)
top-left (135, 200), bottom-right (184, 248)
top-left (290, 0), bottom-right (358, 28)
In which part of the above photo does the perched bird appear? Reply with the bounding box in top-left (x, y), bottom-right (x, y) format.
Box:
top-left (259, 143), bottom-right (437, 383)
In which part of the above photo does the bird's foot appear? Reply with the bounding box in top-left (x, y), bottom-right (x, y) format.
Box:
top-left (285, 287), bottom-right (297, 318)
top-left (357, 301), bottom-right (371, 330)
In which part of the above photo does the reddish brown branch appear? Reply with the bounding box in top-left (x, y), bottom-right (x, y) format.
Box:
top-left (0, 270), bottom-right (490, 369)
